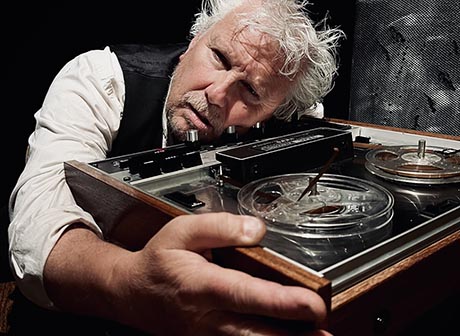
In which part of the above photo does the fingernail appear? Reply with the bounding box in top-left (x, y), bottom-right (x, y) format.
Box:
top-left (244, 217), bottom-right (264, 239)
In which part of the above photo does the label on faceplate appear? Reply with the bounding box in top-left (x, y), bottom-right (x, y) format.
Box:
top-left (254, 134), bottom-right (325, 152)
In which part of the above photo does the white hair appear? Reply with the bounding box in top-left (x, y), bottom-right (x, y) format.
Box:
top-left (189, 0), bottom-right (345, 120)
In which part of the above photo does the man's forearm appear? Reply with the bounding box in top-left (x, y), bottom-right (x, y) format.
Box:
top-left (43, 224), bottom-right (129, 321)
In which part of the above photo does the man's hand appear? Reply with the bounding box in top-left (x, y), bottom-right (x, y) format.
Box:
top-left (113, 212), bottom-right (330, 335)
top-left (45, 212), bottom-right (330, 335)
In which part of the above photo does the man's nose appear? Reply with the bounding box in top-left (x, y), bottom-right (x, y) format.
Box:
top-left (205, 75), bottom-right (236, 108)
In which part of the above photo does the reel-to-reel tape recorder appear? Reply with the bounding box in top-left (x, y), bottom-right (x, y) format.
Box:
top-left (64, 117), bottom-right (460, 335)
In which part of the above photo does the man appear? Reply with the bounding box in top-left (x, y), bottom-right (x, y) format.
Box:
top-left (8, 0), bottom-right (344, 334)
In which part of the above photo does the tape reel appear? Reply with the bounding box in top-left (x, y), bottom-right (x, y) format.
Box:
top-left (237, 173), bottom-right (394, 269)
top-left (365, 142), bottom-right (460, 184)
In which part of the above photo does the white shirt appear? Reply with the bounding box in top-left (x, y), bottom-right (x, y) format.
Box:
top-left (8, 45), bottom-right (325, 309)
top-left (8, 46), bottom-right (125, 308)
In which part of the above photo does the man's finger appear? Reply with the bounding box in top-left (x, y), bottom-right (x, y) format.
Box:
top-left (180, 261), bottom-right (327, 323)
top-left (197, 310), bottom-right (333, 336)
top-left (154, 212), bottom-right (266, 251)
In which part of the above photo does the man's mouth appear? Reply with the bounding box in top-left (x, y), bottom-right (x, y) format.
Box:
top-left (186, 103), bottom-right (211, 130)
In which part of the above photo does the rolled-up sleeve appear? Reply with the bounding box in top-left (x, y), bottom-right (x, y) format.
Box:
top-left (8, 46), bottom-right (125, 309)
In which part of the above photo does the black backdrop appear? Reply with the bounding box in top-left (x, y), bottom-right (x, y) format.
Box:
top-left (2, 2), bottom-right (354, 208)
top-left (3, 4), bottom-right (459, 334)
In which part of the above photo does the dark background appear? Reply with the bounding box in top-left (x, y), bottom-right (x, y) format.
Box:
top-left (2, 2), bottom-right (355, 209)
top-left (2, 4), bottom-right (459, 334)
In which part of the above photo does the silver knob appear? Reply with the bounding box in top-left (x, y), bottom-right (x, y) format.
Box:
top-left (186, 129), bottom-right (199, 143)
top-left (226, 125), bottom-right (236, 134)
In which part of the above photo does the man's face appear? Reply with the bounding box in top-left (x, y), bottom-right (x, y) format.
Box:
top-left (165, 10), bottom-right (291, 143)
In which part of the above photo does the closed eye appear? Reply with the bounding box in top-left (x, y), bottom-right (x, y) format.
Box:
top-left (212, 48), bottom-right (230, 69)
top-left (241, 81), bottom-right (259, 99)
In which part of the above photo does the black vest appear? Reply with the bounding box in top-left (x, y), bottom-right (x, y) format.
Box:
top-left (108, 43), bottom-right (188, 158)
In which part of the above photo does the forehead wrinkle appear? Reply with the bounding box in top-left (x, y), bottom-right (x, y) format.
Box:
top-left (233, 30), bottom-right (284, 98)
top-left (238, 30), bottom-right (282, 74)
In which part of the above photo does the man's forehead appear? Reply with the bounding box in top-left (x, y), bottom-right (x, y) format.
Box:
top-left (212, 18), bottom-right (284, 74)
top-left (236, 29), bottom-right (281, 61)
